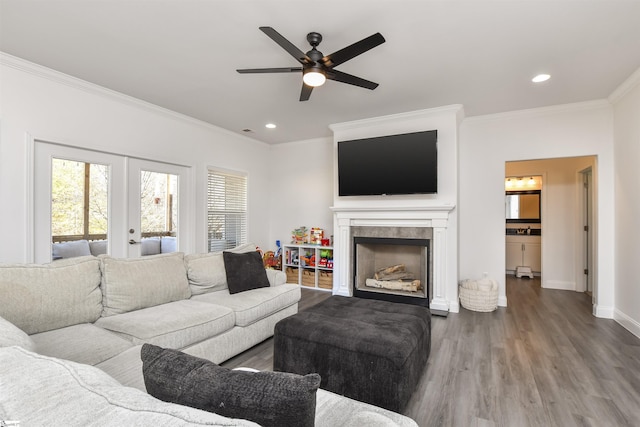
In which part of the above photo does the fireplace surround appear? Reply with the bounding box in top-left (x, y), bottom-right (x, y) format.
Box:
top-left (331, 205), bottom-right (455, 314)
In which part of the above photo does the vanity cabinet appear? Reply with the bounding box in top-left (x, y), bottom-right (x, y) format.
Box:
top-left (506, 235), bottom-right (541, 273)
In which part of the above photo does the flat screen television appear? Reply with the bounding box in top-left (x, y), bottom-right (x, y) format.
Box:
top-left (337, 130), bottom-right (437, 196)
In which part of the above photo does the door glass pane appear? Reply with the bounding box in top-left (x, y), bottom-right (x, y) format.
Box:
top-left (51, 158), bottom-right (109, 259)
top-left (140, 170), bottom-right (178, 255)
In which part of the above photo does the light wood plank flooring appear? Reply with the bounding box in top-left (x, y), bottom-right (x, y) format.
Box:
top-left (222, 278), bottom-right (640, 427)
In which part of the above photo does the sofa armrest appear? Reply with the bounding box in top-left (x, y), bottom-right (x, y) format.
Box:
top-left (265, 269), bottom-right (286, 287)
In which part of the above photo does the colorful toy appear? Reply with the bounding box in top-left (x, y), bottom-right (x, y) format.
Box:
top-left (291, 226), bottom-right (309, 244)
top-left (300, 254), bottom-right (316, 267)
top-left (310, 228), bottom-right (324, 245)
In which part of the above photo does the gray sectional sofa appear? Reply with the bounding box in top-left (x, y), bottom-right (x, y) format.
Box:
top-left (0, 244), bottom-right (418, 427)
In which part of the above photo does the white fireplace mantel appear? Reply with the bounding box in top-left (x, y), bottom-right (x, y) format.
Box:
top-left (331, 204), bottom-right (455, 313)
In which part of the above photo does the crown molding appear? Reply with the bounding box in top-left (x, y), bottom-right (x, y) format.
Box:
top-left (329, 104), bottom-right (464, 133)
top-left (462, 99), bottom-right (612, 125)
top-left (608, 66), bottom-right (640, 104)
top-left (0, 52), bottom-right (268, 147)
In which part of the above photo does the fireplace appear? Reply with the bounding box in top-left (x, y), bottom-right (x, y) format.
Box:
top-left (331, 205), bottom-right (455, 313)
top-left (353, 237), bottom-right (430, 306)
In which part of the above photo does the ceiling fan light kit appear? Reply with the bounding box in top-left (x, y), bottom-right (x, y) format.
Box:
top-left (237, 27), bottom-right (385, 101)
top-left (302, 68), bottom-right (326, 87)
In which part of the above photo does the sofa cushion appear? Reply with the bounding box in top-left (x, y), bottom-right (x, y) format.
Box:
top-left (141, 237), bottom-right (161, 256)
top-left (0, 256), bottom-right (103, 334)
top-left (142, 344), bottom-right (320, 427)
top-left (265, 268), bottom-right (287, 286)
top-left (0, 346), bottom-right (260, 426)
top-left (0, 315), bottom-right (35, 351)
top-left (185, 243), bottom-right (257, 295)
top-left (96, 345), bottom-right (147, 391)
top-left (223, 251), bottom-right (271, 294)
top-left (99, 252), bottom-right (191, 316)
top-left (315, 388), bottom-right (419, 427)
top-left (161, 236), bottom-right (177, 253)
top-left (31, 323), bottom-right (134, 366)
top-left (52, 239), bottom-right (91, 259)
top-left (89, 239), bottom-right (108, 256)
top-left (193, 284), bottom-right (301, 327)
top-left (95, 300), bottom-right (235, 349)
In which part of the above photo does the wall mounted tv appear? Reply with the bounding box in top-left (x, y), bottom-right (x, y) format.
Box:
top-left (337, 130), bottom-right (438, 196)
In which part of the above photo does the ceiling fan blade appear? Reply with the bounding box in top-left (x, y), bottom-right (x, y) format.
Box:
top-left (326, 69), bottom-right (379, 90)
top-left (300, 83), bottom-right (313, 101)
top-left (320, 33), bottom-right (385, 68)
top-left (237, 67), bottom-right (302, 74)
top-left (259, 26), bottom-right (313, 65)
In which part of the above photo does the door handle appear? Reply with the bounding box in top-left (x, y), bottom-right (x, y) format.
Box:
top-left (129, 239), bottom-right (141, 245)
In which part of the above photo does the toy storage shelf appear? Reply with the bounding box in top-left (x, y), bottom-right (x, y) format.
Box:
top-left (282, 244), bottom-right (333, 292)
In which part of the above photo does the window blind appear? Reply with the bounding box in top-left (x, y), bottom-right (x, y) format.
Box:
top-left (207, 169), bottom-right (247, 252)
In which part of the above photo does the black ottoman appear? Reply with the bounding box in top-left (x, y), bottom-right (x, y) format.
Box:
top-left (273, 296), bottom-right (431, 413)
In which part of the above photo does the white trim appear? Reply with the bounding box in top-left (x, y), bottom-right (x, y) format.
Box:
top-left (542, 280), bottom-right (576, 291)
top-left (593, 304), bottom-right (614, 319)
top-left (0, 52), bottom-right (268, 148)
top-left (614, 309), bottom-right (640, 339)
top-left (463, 99), bottom-right (611, 124)
top-left (25, 133), bottom-right (35, 263)
top-left (609, 66), bottom-right (640, 104)
top-left (330, 105), bottom-right (464, 133)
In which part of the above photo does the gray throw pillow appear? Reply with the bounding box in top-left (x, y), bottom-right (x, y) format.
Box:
top-left (141, 344), bottom-right (320, 427)
top-left (222, 251), bottom-right (270, 294)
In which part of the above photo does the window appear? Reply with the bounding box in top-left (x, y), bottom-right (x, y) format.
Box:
top-left (51, 158), bottom-right (109, 243)
top-left (207, 169), bottom-right (247, 252)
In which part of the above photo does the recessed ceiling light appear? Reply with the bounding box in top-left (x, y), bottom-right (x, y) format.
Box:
top-left (532, 74), bottom-right (551, 83)
top-left (265, 123), bottom-right (277, 129)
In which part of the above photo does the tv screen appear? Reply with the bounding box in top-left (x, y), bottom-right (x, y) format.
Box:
top-left (338, 130), bottom-right (437, 196)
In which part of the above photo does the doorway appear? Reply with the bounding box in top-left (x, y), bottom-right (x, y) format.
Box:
top-left (505, 156), bottom-right (597, 312)
top-left (33, 141), bottom-right (192, 263)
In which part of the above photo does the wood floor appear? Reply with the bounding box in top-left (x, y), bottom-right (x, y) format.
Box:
top-left (222, 278), bottom-right (640, 427)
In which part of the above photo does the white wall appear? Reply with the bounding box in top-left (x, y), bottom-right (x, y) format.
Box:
top-left (267, 137), bottom-right (334, 250)
top-left (0, 54), bottom-right (273, 262)
top-left (459, 101), bottom-right (615, 316)
top-left (505, 156), bottom-right (596, 290)
top-left (611, 69), bottom-right (640, 336)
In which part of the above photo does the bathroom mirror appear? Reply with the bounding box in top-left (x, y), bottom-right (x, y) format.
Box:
top-left (505, 190), bottom-right (541, 223)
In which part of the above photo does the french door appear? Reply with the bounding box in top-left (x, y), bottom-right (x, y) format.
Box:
top-left (126, 158), bottom-right (191, 258)
top-left (33, 141), bottom-right (192, 263)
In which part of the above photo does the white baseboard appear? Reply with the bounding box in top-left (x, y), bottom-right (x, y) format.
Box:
top-left (448, 300), bottom-right (460, 313)
top-left (614, 309), bottom-right (640, 339)
top-left (498, 295), bottom-right (508, 307)
top-left (542, 280), bottom-right (575, 290)
top-left (593, 304), bottom-right (614, 319)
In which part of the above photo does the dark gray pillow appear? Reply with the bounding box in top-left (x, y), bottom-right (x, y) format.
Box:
top-left (141, 344), bottom-right (320, 427)
top-left (222, 250), bottom-right (271, 294)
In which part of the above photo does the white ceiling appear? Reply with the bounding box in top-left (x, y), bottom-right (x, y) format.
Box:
top-left (2, 0), bottom-right (639, 145)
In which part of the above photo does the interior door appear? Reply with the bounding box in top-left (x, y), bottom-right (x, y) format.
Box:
top-left (126, 159), bottom-right (192, 258)
top-left (583, 168), bottom-right (594, 295)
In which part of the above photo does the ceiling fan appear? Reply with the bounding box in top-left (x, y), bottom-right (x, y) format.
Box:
top-left (236, 27), bottom-right (385, 101)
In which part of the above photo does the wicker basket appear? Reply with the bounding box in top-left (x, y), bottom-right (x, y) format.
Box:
top-left (301, 269), bottom-right (315, 287)
top-left (285, 267), bottom-right (299, 284)
top-left (318, 271), bottom-right (333, 289)
top-left (459, 278), bottom-right (498, 312)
